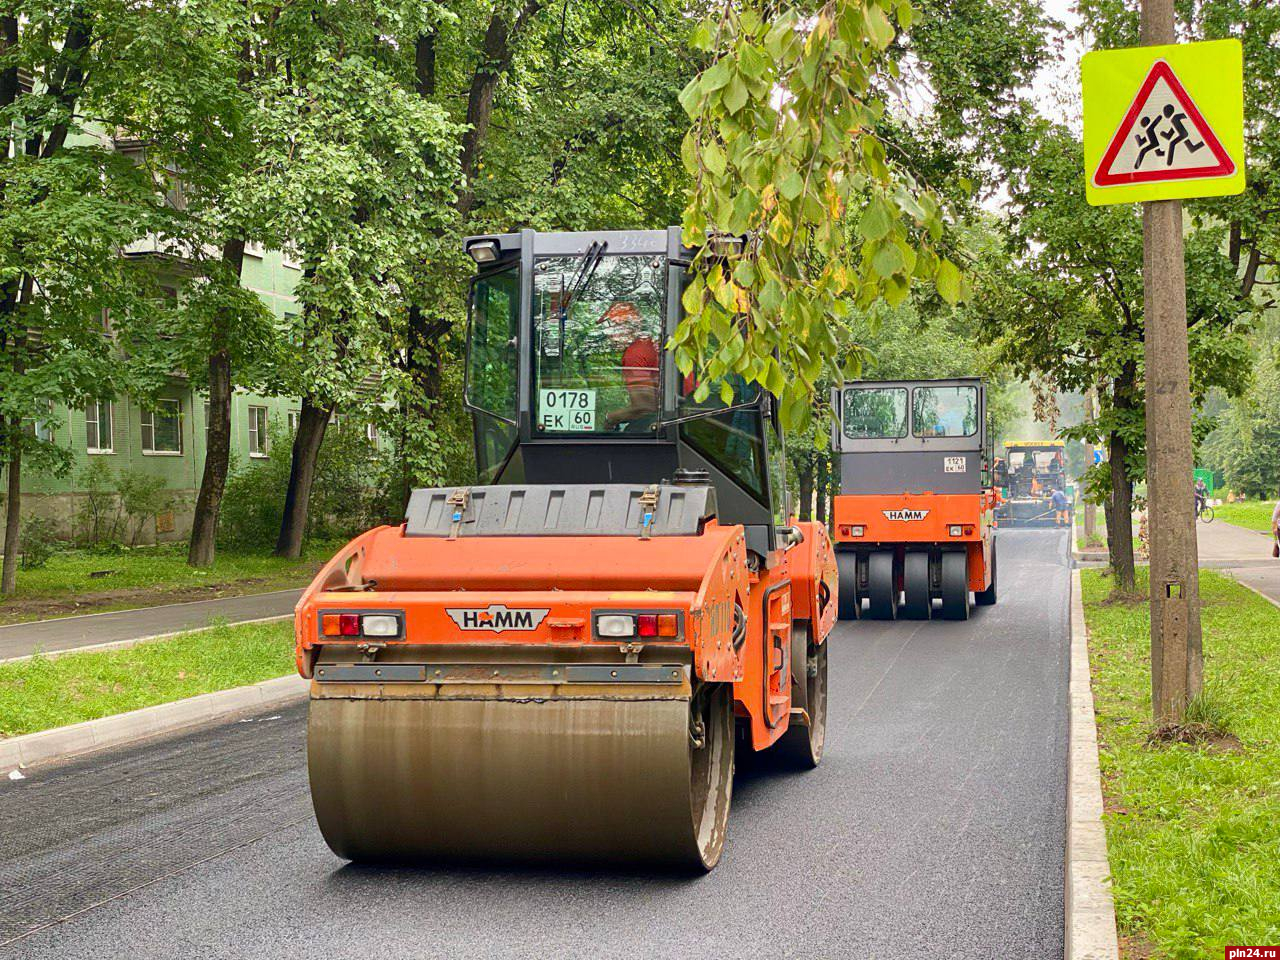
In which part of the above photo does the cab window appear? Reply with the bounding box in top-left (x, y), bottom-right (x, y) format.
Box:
top-left (912, 385), bottom-right (977, 438)
top-left (465, 266), bottom-right (520, 423)
top-left (531, 254), bottom-right (666, 435)
top-left (842, 387), bottom-right (908, 439)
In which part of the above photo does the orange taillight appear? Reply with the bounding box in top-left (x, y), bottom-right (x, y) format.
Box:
top-left (657, 614), bottom-right (679, 637)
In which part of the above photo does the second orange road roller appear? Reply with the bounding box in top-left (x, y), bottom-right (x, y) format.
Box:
top-left (295, 228), bottom-right (838, 870)
top-left (830, 377), bottom-right (998, 621)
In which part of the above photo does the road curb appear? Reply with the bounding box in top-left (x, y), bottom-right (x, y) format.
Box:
top-left (0, 673), bottom-right (306, 774)
top-left (0, 614), bottom-right (292, 666)
top-left (1066, 568), bottom-right (1120, 960)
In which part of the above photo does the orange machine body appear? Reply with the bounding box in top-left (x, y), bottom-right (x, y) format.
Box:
top-left (295, 518), bottom-right (837, 752)
top-left (832, 490), bottom-right (997, 592)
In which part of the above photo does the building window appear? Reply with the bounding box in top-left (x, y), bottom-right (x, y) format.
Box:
top-left (141, 399), bottom-right (183, 454)
top-left (25, 402), bottom-right (55, 443)
top-left (365, 423), bottom-right (378, 444)
top-left (85, 400), bottom-right (114, 453)
top-left (287, 410), bottom-right (299, 433)
top-left (248, 405), bottom-right (268, 457)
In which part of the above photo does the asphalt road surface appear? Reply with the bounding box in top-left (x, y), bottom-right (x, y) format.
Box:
top-left (0, 529), bottom-right (1070, 959)
top-left (0, 589), bottom-right (301, 662)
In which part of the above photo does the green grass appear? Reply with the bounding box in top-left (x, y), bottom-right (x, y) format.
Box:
top-left (0, 541), bottom-right (337, 623)
top-left (0, 619), bottom-right (295, 738)
top-left (1213, 500), bottom-right (1276, 533)
top-left (1081, 568), bottom-right (1280, 958)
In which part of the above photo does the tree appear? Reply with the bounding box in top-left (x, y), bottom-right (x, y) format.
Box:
top-left (229, 2), bottom-right (462, 558)
top-left (0, 4), bottom-right (173, 592)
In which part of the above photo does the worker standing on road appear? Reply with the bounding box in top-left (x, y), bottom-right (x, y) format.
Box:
top-left (1051, 486), bottom-right (1070, 527)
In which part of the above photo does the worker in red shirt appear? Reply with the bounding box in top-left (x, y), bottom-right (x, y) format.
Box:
top-left (599, 301), bottom-right (660, 427)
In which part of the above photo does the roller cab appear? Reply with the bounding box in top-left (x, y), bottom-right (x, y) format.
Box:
top-left (296, 229), bottom-right (837, 870)
top-left (830, 378), bottom-right (998, 621)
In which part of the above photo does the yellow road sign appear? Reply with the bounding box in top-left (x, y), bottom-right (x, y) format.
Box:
top-left (1082, 39), bottom-right (1244, 205)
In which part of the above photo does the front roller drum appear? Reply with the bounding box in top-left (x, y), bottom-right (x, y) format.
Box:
top-left (307, 682), bottom-right (735, 870)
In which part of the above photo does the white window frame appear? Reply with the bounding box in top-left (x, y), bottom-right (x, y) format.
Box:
top-left (141, 398), bottom-right (183, 455)
top-left (287, 410), bottom-right (300, 433)
top-left (25, 401), bottom-right (55, 443)
top-left (248, 405), bottom-right (269, 458)
top-left (365, 422), bottom-right (378, 444)
top-left (85, 400), bottom-right (114, 454)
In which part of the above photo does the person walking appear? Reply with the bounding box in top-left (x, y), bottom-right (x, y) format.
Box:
top-left (1271, 492), bottom-right (1280, 558)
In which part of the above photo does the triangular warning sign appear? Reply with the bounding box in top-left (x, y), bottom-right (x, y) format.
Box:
top-left (1093, 60), bottom-right (1235, 187)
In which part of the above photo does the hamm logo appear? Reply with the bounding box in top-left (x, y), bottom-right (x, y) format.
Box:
top-left (446, 604), bottom-right (550, 632)
top-left (883, 509), bottom-right (930, 521)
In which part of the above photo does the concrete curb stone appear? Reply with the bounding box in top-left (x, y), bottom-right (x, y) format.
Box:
top-left (0, 673), bottom-right (306, 773)
top-left (1066, 568), bottom-right (1120, 960)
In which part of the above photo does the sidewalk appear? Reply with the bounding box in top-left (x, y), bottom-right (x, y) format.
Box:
top-left (0, 588), bottom-right (300, 662)
top-left (1197, 520), bottom-right (1280, 604)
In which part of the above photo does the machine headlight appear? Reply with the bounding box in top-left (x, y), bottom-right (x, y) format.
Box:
top-left (596, 614), bottom-right (636, 638)
top-left (361, 615), bottom-right (401, 637)
top-left (949, 525), bottom-right (964, 537)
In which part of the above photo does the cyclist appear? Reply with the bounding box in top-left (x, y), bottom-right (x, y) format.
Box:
top-left (1194, 478), bottom-right (1208, 517)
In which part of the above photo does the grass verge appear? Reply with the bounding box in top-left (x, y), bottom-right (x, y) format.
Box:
top-left (0, 619), bottom-right (295, 738)
top-left (1081, 567), bottom-right (1280, 958)
top-left (0, 542), bottom-right (338, 624)
top-left (1212, 500), bottom-right (1275, 533)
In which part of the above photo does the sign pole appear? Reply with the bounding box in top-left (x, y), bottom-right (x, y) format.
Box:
top-left (1141, 0), bottom-right (1203, 723)
top-left (1083, 388), bottom-right (1096, 544)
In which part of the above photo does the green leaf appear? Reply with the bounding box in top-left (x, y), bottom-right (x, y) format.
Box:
top-left (937, 259), bottom-right (963, 304)
top-left (779, 169), bottom-right (805, 201)
top-left (859, 196), bottom-right (893, 241)
top-left (723, 73), bottom-right (749, 115)
top-left (865, 4), bottom-right (895, 50)
top-left (872, 242), bottom-right (904, 277)
top-left (703, 140), bottom-right (727, 176)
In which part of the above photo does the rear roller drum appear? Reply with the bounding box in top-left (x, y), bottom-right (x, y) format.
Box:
top-left (774, 623), bottom-right (828, 769)
top-left (836, 552), bottom-right (860, 620)
top-left (940, 551), bottom-right (970, 621)
top-left (307, 680), bottom-right (736, 870)
top-left (975, 538), bottom-right (998, 606)
top-left (901, 552), bottom-right (932, 620)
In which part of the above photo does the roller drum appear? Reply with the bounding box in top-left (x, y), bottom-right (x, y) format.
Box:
top-left (307, 682), bottom-right (734, 870)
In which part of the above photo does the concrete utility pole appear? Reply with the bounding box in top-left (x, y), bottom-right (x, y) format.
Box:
top-left (1141, 0), bottom-right (1204, 723)
top-left (1083, 389), bottom-right (1096, 543)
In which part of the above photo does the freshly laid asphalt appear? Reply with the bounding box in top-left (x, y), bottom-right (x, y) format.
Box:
top-left (0, 588), bottom-right (301, 662)
top-left (0, 530), bottom-right (1070, 959)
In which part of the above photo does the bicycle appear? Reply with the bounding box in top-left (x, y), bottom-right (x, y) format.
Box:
top-left (1195, 500), bottom-right (1214, 523)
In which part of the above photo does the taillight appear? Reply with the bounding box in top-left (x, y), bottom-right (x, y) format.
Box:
top-left (593, 610), bottom-right (682, 641)
top-left (320, 612), bottom-right (403, 639)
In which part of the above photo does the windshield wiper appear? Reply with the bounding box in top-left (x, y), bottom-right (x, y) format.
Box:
top-left (558, 240), bottom-right (608, 319)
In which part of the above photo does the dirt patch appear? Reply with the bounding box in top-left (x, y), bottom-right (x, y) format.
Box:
top-left (1098, 590), bottom-right (1146, 607)
top-left (0, 571), bottom-right (319, 626)
top-left (1148, 723), bottom-right (1244, 753)
top-left (1120, 933), bottom-right (1158, 959)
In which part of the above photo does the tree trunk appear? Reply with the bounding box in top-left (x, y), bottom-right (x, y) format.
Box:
top-left (798, 462), bottom-right (814, 522)
top-left (275, 396), bottom-right (330, 559)
top-left (1107, 430), bottom-right (1135, 594)
top-left (456, 0), bottom-right (544, 218)
top-left (188, 239), bottom-right (245, 566)
top-left (2, 422), bottom-right (21, 595)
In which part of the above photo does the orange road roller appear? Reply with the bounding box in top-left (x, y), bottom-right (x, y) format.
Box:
top-left (295, 228), bottom-right (838, 870)
top-left (830, 377), bottom-right (998, 621)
